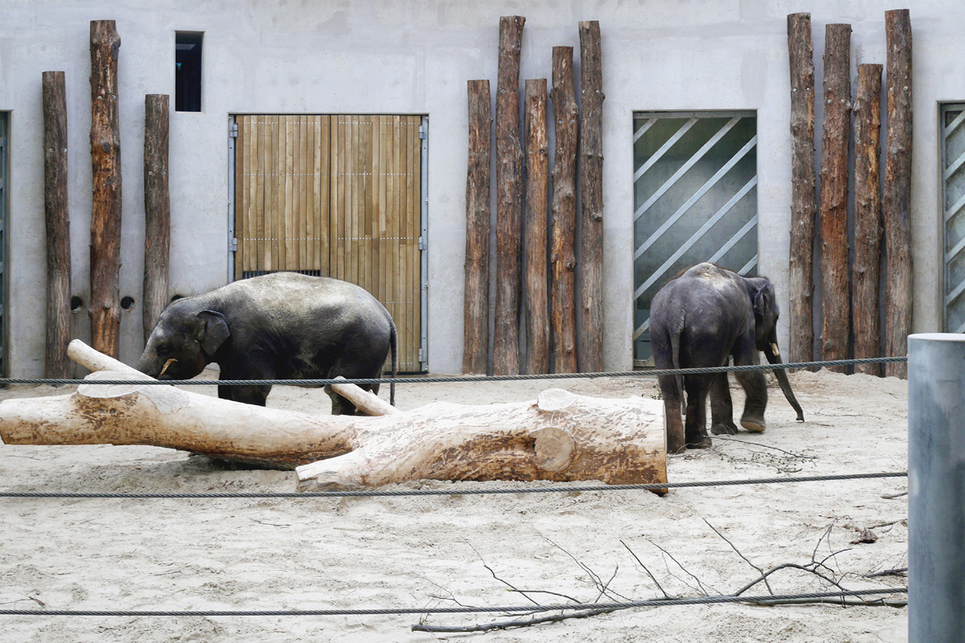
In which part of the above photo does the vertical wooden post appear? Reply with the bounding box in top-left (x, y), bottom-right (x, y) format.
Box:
top-left (463, 80), bottom-right (492, 375)
top-left (493, 15), bottom-right (525, 375)
top-left (578, 20), bottom-right (604, 373)
top-left (818, 23), bottom-right (851, 372)
top-left (43, 71), bottom-right (71, 379)
top-left (550, 46), bottom-right (579, 374)
top-left (143, 94), bottom-right (170, 344)
top-left (89, 20), bottom-right (122, 358)
top-left (884, 9), bottom-right (913, 379)
top-left (524, 79), bottom-right (550, 375)
top-left (786, 13), bottom-right (817, 366)
top-left (852, 65), bottom-right (883, 376)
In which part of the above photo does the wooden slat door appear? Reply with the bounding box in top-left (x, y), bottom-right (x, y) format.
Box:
top-left (233, 114), bottom-right (425, 372)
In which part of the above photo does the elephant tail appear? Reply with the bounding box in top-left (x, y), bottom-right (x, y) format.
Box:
top-left (388, 317), bottom-right (398, 406)
top-left (670, 316), bottom-right (686, 420)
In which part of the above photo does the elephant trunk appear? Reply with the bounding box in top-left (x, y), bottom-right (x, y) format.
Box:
top-left (762, 332), bottom-right (805, 422)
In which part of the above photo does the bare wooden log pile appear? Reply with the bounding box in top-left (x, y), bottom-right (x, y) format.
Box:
top-left (463, 80), bottom-right (492, 375)
top-left (883, 9), bottom-right (913, 379)
top-left (578, 20), bottom-right (605, 373)
top-left (43, 70), bottom-right (71, 379)
top-left (550, 45), bottom-right (579, 374)
top-left (819, 23), bottom-right (852, 372)
top-left (0, 342), bottom-right (667, 490)
top-left (89, 20), bottom-right (123, 358)
top-left (143, 94), bottom-right (171, 342)
top-left (493, 15), bottom-right (525, 376)
top-left (852, 64), bottom-right (883, 376)
top-left (524, 78), bottom-right (550, 375)
top-left (786, 13), bottom-right (816, 366)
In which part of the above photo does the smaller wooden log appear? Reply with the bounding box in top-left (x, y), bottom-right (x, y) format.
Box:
top-left (883, 9), bottom-right (913, 379)
top-left (578, 20), bottom-right (605, 373)
top-left (463, 80), bottom-right (492, 376)
top-left (550, 46), bottom-right (579, 374)
top-left (852, 64), bottom-right (883, 376)
top-left (786, 13), bottom-right (817, 366)
top-left (331, 376), bottom-right (400, 416)
top-left (143, 94), bottom-right (171, 344)
top-left (493, 15), bottom-right (526, 375)
top-left (523, 79), bottom-right (550, 375)
top-left (819, 23), bottom-right (852, 371)
top-left (43, 71), bottom-right (72, 379)
top-left (89, 19), bottom-right (123, 358)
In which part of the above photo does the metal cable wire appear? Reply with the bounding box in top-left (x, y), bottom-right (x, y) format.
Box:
top-left (0, 588), bottom-right (906, 617)
top-left (0, 471), bottom-right (907, 500)
top-left (0, 356), bottom-right (908, 387)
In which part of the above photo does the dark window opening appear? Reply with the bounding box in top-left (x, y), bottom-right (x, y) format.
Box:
top-left (175, 32), bottom-right (203, 112)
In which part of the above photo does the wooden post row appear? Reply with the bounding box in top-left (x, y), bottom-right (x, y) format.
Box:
top-left (786, 13), bottom-right (816, 366)
top-left (493, 15), bottom-right (525, 376)
top-left (89, 19), bottom-right (122, 358)
top-left (43, 71), bottom-right (71, 379)
top-left (852, 65), bottom-right (883, 376)
top-left (578, 20), bottom-right (604, 373)
top-left (524, 79), bottom-right (550, 375)
top-left (819, 23), bottom-right (852, 372)
top-left (463, 80), bottom-right (491, 375)
top-left (143, 94), bottom-right (171, 344)
top-left (550, 46), bottom-right (579, 374)
top-left (884, 9), bottom-right (913, 379)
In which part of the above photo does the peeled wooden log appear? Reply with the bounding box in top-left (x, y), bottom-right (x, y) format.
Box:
top-left (0, 373), bottom-right (666, 488)
top-left (1, 341), bottom-right (667, 487)
top-left (0, 371), bottom-right (355, 469)
top-left (295, 388), bottom-right (665, 491)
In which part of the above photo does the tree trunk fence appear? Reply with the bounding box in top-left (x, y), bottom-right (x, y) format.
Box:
top-left (38, 22), bottom-right (173, 372)
top-left (43, 71), bottom-right (71, 379)
top-left (463, 80), bottom-right (491, 375)
top-left (466, 17), bottom-right (604, 376)
top-left (786, 11), bottom-right (912, 378)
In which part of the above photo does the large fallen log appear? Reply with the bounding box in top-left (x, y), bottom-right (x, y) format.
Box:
top-left (0, 343), bottom-right (667, 489)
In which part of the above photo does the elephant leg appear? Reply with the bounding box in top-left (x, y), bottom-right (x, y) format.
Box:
top-left (710, 373), bottom-right (739, 435)
top-left (735, 369), bottom-right (768, 432)
top-left (684, 375), bottom-right (712, 449)
top-left (657, 374), bottom-right (686, 454)
top-left (219, 383), bottom-right (271, 406)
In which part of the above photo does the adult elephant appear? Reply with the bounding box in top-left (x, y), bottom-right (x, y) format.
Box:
top-left (136, 272), bottom-right (397, 414)
top-left (649, 263), bottom-right (804, 453)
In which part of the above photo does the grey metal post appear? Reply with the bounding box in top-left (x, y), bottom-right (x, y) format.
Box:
top-left (908, 333), bottom-right (965, 642)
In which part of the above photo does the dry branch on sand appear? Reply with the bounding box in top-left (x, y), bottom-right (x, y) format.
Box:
top-left (0, 341), bottom-right (667, 490)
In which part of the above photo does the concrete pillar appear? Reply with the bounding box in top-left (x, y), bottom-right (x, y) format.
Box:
top-left (908, 333), bottom-right (965, 642)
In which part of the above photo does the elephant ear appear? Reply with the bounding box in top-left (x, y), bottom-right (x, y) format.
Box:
top-left (196, 310), bottom-right (230, 356)
top-left (747, 279), bottom-right (770, 315)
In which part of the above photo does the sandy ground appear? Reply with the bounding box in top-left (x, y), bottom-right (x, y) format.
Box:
top-left (0, 368), bottom-right (908, 642)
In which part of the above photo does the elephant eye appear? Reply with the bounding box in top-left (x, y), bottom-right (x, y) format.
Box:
top-left (156, 343), bottom-right (173, 357)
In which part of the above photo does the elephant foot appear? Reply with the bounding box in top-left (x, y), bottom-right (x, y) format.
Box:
top-left (711, 421), bottom-right (739, 436)
top-left (740, 414), bottom-right (766, 433)
top-left (686, 435), bottom-right (713, 450)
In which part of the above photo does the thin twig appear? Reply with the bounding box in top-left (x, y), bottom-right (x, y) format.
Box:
top-left (621, 539), bottom-right (670, 599)
top-left (702, 517), bottom-right (773, 594)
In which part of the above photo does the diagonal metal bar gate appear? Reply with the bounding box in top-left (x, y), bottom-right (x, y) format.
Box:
top-left (632, 111), bottom-right (759, 366)
top-left (942, 103), bottom-right (965, 332)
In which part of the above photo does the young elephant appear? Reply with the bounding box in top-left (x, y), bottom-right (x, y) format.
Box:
top-left (649, 263), bottom-right (804, 453)
top-left (136, 272), bottom-right (397, 414)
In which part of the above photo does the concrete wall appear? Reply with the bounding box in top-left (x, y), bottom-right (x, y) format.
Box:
top-left (0, 0), bottom-right (960, 376)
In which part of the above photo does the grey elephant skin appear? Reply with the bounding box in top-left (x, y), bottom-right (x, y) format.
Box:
top-left (136, 272), bottom-right (397, 414)
top-left (649, 263), bottom-right (804, 453)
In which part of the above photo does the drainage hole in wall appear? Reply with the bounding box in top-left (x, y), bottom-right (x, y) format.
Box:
top-left (70, 296), bottom-right (84, 313)
top-left (121, 296), bottom-right (136, 311)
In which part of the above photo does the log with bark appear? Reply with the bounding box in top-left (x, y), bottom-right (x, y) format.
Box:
top-left (0, 342), bottom-right (667, 491)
